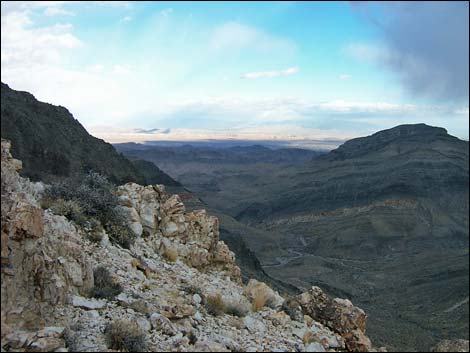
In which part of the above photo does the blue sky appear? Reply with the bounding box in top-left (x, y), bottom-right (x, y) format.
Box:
top-left (1, 1), bottom-right (468, 143)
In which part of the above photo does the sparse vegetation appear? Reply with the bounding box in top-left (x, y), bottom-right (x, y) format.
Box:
top-left (282, 299), bottom-right (302, 321)
top-left (224, 300), bottom-right (248, 317)
top-left (104, 319), bottom-right (148, 352)
top-left (204, 293), bottom-right (226, 316)
top-left (43, 171), bottom-right (135, 248)
top-left (90, 265), bottom-right (122, 300)
top-left (42, 198), bottom-right (87, 226)
top-left (162, 246), bottom-right (178, 262)
top-left (63, 327), bottom-right (80, 352)
top-left (265, 296), bottom-right (277, 309)
top-left (251, 292), bottom-right (268, 312)
top-left (181, 284), bottom-right (203, 297)
top-left (203, 293), bottom-right (248, 317)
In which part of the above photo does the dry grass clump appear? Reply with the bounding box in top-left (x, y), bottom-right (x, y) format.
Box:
top-left (251, 292), bottom-right (269, 312)
top-left (204, 293), bottom-right (248, 317)
top-left (104, 319), bottom-right (148, 352)
top-left (90, 265), bottom-right (122, 300)
top-left (163, 246), bottom-right (178, 262)
top-left (204, 293), bottom-right (226, 316)
top-left (43, 198), bottom-right (87, 226)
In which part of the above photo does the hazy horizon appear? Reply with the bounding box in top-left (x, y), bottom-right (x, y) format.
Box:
top-left (1, 1), bottom-right (469, 143)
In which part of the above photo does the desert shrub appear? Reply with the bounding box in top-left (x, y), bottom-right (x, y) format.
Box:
top-left (224, 300), bottom-right (248, 317)
top-left (204, 293), bottom-right (226, 316)
top-left (187, 330), bottom-right (198, 345)
top-left (281, 298), bottom-right (303, 321)
top-left (86, 218), bottom-right (104, 242)
top-left (42, 198), bottom-right (87, 225)
top-left (43, 171), bottom-right (135, 248)
top-left (181, 284), bottom-right (203, 297)
top-left (63, 327), bottom-right (80, 352)
top-left (162, 246), bottom-right (178, 262)
top-left (265, 296), bottom-right (278, 309)
top-left (104, 319), bottom-right (148, 352)
top-left (106, 222), bottom-right (136, 249)
top-left (130, 300), bottom-right (154, 315)
top-left (90, 265), bottom-right (122, 300)
top-left (251, 292), bottom-right (268, 312)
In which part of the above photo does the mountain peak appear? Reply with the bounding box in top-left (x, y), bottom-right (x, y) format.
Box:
top-left (322, 123), bottom-right (452, 161)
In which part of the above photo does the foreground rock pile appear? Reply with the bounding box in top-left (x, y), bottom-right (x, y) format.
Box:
top-left (1, 138), bottom-right (387, 352)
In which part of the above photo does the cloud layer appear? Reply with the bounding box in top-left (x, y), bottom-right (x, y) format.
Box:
top-left (351, 1), bottom-right (469, 102)
top-left (241, 67), bottom-right (299, 79)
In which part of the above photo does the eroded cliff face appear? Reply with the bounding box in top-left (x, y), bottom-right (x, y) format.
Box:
top-left (1, 138), bottom-right (385, 352)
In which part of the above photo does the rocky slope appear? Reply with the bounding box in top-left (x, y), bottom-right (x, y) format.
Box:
top-left (123, 124), bottom-right (469, 351)
top-left (0, 83), bottom-right (179, 186)
top-left (0, 82), bottom-right (290, 304)
top-left (1, 138), bottom-right (385, 352)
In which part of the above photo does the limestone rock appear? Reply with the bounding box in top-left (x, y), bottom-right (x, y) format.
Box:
top-left (149, 313), bottom-right (177, 336)
top-left (244, 316), bottom-right (266, 333)
top-left (431, 339), bottom-right (469, 352)
top-left (305, 341), bottom-right (326, 352)
top-left (295, 286), bottom-right (372, 352)
top-left (244, 279), bottom-right (284, 309)
top-left (71, 296), bottom-right (106, 310)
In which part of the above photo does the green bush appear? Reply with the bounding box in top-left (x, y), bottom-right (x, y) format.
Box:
top-left (43, 171), bottom-right (135, 248)
top-left (90, 265), bottom-right (122, 300)
top-left (105, 319), bottom-right (148, 352)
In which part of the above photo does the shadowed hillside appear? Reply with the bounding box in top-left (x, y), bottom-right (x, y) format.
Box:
top-left (0, 83), bottom-right (179, 186)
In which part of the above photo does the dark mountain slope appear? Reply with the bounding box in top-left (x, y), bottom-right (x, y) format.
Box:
top-left (232, 124), bottom-right (469, 351)
top-left (0, 82), bottom-right (179, 186)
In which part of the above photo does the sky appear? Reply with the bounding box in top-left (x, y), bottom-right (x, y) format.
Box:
top-left (1, 1), bottom-right (469, 144)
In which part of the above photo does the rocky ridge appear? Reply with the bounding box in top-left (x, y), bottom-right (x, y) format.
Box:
top-left (1, 137), bottom-right (385, 352)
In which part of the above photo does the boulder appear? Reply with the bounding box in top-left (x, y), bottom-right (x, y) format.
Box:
top-left (71, 296), bottom-right (106, 310)
top-left (295, 286), bottom-right (372, 352)
top-left (244, 279), bottom-right (284, 309)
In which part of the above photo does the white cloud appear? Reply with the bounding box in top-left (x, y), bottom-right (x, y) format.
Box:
top-left (93, 1), bottom-right (132, 8)
top-left (1, 11), bottom-right (82, 68)
top-left (210, 21), bottom-right (296, 54)
top-left (160, 8), bottom-right (173, 17)
top-left (315, 100), bottom-right (417, 114)
top-left (241, 67), bottom-right (299, 79)
top-left (454, 107), bottom-right (469, 115)
top-left (338, 74), bottom-right (352, 80)
top-left (44, 6), bottom-right (74, 16)
top-left (86, 64), bottom-right (104, 73)
top-left (1, 7), bottom-right (141, 125)
top-left (120, 16), bottom-right (132, 23)
top-left (112, 64), bottom-right (131, 76)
